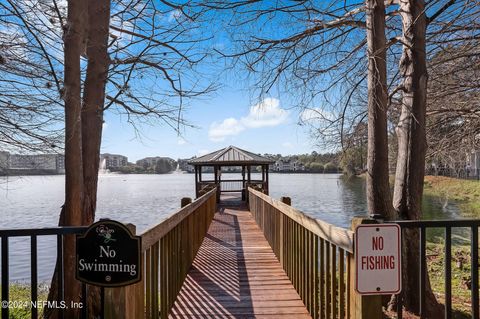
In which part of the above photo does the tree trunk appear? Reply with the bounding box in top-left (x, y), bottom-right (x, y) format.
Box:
top-left (81, 0), bottom-right (111, 316)
top-left (82, 0), bottom-right (110, 226)
top-left (392, 0), bottom-right (442, 316)
top-left (46, 1), bottom-right (87, 318)
top-left (61, 0), bottom-right (88, 317)
top-left (365, 0), bottom-right (394, 220)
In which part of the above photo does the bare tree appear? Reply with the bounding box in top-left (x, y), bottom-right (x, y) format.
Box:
top-left (2, 0), bottom-right (215, 317)
top-left (365, 0), bottom-right (395, 219)
top-left (181, 0), bottom-right (479, 316)
top-left (61, 0), bottom-right (87, 316)
top-left (394, 0), bottom-right (433, 314)
top-left (425, 1), bottom-right (480, 169)
top-left (1, 0), bottom-right (215, 151)
top-left (0, 0), bottom-right (64, 152)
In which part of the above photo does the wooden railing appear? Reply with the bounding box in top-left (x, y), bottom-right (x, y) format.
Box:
top-left (198, 181), bottom-right (217, 193)
top-left (220, 179), bottom-right (243, 192)
top-left (248, 187), bottom-right (355, 319)
top-left (136, 188), bottom-right (217, 319)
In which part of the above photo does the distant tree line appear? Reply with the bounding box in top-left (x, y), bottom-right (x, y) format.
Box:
top-left (263, 151), bottom-right (341, 173)
top-left (110, 158), bottom-right (177, 174)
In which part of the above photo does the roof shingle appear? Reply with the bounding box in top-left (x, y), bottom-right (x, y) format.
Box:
top-left (188, 146), bottom-right (274, 165)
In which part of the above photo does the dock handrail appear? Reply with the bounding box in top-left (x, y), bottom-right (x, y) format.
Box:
top-left (138, 188), bottom-right (217, 319)
top-left (248, 188), bottom-right (354, 252)
top-left (248, 187), bottom-right (354, 319)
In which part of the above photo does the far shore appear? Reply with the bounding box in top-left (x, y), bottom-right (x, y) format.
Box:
top-left (1, 170), bottom-right (342, 177)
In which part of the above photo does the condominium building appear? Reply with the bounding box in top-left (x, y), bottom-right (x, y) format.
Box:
top-left (274, 159), bottom-right (305, 172)
top-left (100, 153), bottom-right (128, 169)
top-left (9, 154), bottom-right (58, 170)
top-left (0, 151), bottom-right (65, 174)
top-left (0, 151), bottom-right (9, 170)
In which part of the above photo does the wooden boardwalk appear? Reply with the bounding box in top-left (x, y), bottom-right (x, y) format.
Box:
top-left (169, 205), bottom-right (311, 318)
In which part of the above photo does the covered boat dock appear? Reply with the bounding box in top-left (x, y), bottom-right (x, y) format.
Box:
top-left (188, 145), bottom-right (275, 202)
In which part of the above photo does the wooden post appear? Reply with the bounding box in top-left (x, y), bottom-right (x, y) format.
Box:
top-left (242, 166), bottom-right (246, 201)
top-left (194, 166), bottom-right (199, 198)
top-left (279, 197), bottom-right (291, 268)
top-left (246, 165), bottom-right (251, 202)
top-left (181, 197), bottom-right (192, 208)
top-left (104, 224), bottom-right (144, 319)
top-left (265, 165), bottom-right (269, 195)
top-left (216, 166), bottom-right (221, 203)
top-left (280, 196), bottom-right (291, 206)
top-left (349, 217), bottom-right (382, 319)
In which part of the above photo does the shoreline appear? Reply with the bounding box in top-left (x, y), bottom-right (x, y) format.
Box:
top-left (0, 171), bottom-right (344, 177)
top-left (423, 176), bottom-right (480, 217)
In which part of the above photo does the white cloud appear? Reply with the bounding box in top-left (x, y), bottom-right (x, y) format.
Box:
top-left (300, 107), bottom-right (334, 122)
top-left (208, 118), bottom-right (245, 142)
top-left (208, 98), bottom-right (289, 142)
top-left (177, 137), bottom-right (186, 145)
top-left (282, 142), bottom-right (294, 149)
top-left (168, 10), bottom-right (182, 22)
top-left (110, 17), bottom-right (135, 47)
top-left (241, 98), bottom-right (289, 128)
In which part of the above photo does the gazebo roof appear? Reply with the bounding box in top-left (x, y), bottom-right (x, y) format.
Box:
top-left (188, 145), bottom-right (274, 166)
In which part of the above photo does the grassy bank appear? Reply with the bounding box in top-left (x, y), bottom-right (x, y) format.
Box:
top-left (0, 284), bottom-right (48, 319)
top-left (422, 177), bottom-right (480, 317)
top-left (357, 174), bottom-right (480, 216)
top-left (427, 243), bottom-right (473, 318)
top-left (423, 176), bottom-right (480, 216)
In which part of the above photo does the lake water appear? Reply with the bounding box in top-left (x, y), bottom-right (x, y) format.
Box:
top-left (0, 173), bottom-right (464, 282)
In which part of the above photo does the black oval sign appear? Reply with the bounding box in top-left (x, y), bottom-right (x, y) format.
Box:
top-left (76, 220), bottom-right (141, 287)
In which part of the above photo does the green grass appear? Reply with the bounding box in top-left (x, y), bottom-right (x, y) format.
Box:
top-left (385, 244), bottom-right (474, 319)
top-left (0, 284), bottom-right (48, 319)
top-left (424, 176), bottom-right (480, 202)
top-left (423, 176), bottom-right (480, 217)
top-left (427, 242), bottom-right (475, 319)
top-left (414, 176), bottom-right (479, 318)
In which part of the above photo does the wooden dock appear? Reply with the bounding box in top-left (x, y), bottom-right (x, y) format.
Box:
top-left (169, 205), bottom-right (312, 318)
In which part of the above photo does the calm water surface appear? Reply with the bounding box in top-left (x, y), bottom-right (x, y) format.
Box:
top-left (0, 173), bottom-right (464, 282)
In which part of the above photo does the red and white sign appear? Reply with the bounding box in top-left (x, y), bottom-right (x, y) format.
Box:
top-left (355, 224), bottom-right (401, 295)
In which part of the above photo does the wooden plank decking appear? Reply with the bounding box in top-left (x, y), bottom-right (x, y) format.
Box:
top-left (169, 205), bottom-right (312, 318)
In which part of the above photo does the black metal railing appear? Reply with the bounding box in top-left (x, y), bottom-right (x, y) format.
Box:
top-left (0, 226), bottom-right (87, 319)
top-left (390, 219), bottom-right (480, 319)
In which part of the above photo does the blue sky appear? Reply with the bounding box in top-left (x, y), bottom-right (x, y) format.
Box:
top-left (99, 1), bottom-right (356, 162)
top-left (2, 0), bottom-right (349, 160)
top-left (101, 83), bottom-right (319, 161)
top-left (99, 2), bottom-right (346, 162)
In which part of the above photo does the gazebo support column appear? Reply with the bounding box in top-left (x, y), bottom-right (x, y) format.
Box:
top-left (194, 166), bottom-right (199, 198)
top-left (247, 165), bottom-right (251, 202)
top-left (265, 165), bottom-right (269, 195)
top-left (198, 165), bottom-right (203, 197)
top-left (242, 166), bottom-right (246, 201)
top-left (215, 166), bottom-right (221, 203)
